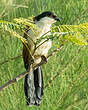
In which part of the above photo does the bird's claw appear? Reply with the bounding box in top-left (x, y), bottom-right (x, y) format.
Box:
top-left (41, 55), bottom-right (47, 64)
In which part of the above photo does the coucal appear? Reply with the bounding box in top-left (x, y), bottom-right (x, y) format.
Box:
top-left (23, 11), bottom-right (60, 106)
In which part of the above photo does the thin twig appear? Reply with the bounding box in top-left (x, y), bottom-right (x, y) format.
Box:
top-left (55, 68), bottom-right (88, 110)
top-left (0, 43), bottom-right (64, 91)
top-left (71, 8), bottom-right (88, 24)
top-left (44, 46), bottom-right (83, 89)
top-left (66, 98), bottom-right (87, 110)
top-left (0, 55), bottom-right (22, 65)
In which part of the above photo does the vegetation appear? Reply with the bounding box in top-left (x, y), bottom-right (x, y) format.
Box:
top-left (0, 0), bottom-right (88, 110)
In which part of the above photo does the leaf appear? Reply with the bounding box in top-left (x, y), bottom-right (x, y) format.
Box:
top-left (64, 32), bottom-right (87, 45)
top-left (50, 24), bottom-right (88, 46)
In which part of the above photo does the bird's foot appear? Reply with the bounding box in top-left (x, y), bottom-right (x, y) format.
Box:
top-left (41, 55), bottom-right (47, 64)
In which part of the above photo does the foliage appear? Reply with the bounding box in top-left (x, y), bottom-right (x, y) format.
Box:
top-left (0, 18), bottom-right (88, 52)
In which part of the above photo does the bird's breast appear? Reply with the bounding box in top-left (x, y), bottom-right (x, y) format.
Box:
top-left (27, 23), bottom-right (52, 56)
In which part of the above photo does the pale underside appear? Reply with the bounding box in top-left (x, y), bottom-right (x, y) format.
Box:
top-left (26, 17), bottom-right (56, 63)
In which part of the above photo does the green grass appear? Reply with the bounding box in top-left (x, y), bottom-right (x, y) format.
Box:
top-left (0, 0), bottom-right (88, 110)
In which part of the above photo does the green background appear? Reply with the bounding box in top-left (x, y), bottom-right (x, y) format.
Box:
top-left (0, 0), bottom-right (88, 110)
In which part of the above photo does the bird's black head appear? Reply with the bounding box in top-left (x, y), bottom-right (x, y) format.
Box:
top-left (34, 11), bottom-right (60, 22)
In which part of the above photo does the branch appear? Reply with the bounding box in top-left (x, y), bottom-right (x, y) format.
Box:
top-left (0, 43), bottom-right (64, 91)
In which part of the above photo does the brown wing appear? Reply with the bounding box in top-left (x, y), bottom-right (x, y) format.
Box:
top-left (22, 26), bottom-right (31, 70)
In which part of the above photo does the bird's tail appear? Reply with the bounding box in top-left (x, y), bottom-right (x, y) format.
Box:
top-left (24, 66), bottom-right (44, 106)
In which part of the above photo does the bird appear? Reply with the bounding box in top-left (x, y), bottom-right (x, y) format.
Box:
top-left (22, 11), bottom-right (60, 106)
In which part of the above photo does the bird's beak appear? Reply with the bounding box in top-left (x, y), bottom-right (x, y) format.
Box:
top-left (55, 16), bottom-right (61, 22)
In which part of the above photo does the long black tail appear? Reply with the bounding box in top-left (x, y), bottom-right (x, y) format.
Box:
top-left (24, 66), bottom-right (44, 106)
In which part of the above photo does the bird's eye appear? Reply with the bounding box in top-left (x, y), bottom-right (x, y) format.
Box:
top-left (50, 15), bottom-right (56, 19)
top-left (53, 15), bottom-right (56, 18)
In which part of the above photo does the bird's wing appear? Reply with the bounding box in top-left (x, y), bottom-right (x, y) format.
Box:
top-left (22, 26), bottom-right (32, 70)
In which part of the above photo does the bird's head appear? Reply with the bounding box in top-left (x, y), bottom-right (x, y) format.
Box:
top-left (34, 11), bottom-right (60, 25)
